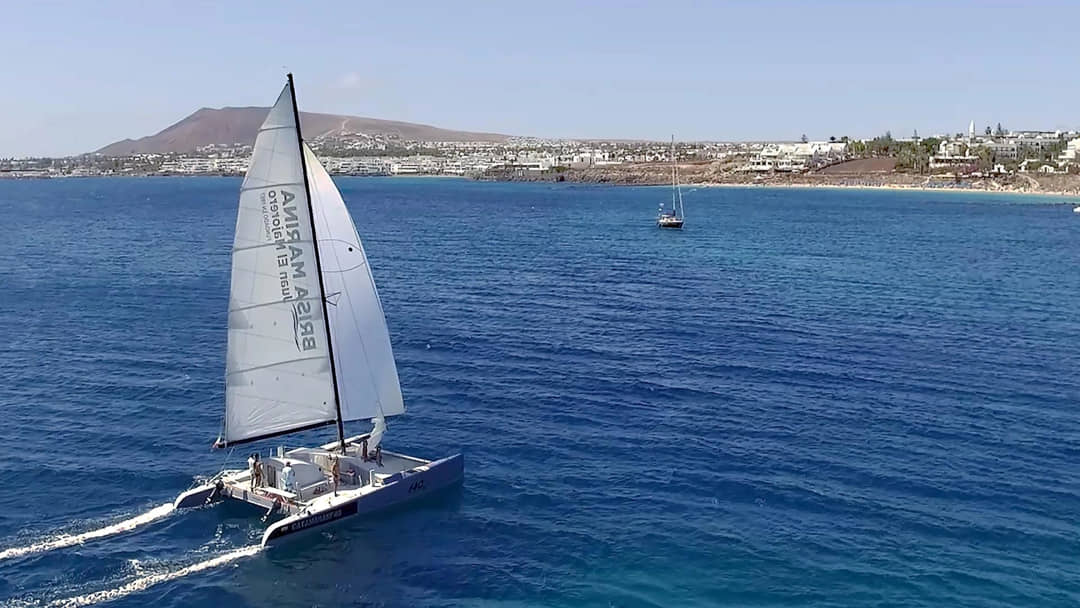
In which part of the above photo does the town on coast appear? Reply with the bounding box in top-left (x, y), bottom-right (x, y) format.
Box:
top-left (5, 120), bottom-right (1080, 197)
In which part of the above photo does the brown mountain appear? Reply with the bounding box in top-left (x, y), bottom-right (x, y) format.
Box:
top-left (95, 106), bottom-right (510, 155)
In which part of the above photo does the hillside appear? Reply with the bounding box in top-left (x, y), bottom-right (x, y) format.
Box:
top-left (95, 107), bottom-right (511, 155)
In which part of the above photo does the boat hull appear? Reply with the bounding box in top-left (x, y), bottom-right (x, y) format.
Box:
top-left (174, 481), bottom-right (221, 509)
top-left (262, 452), bottom-right (464, 546)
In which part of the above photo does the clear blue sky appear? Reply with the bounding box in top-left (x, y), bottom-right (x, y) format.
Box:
top-left (2, 0), bottom-right (1077, 156)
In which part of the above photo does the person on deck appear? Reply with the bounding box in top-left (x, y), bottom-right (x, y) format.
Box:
top-left (281, 461), bottom-right (296, 495)
top-left (330, 455), bottom-right (340, 496)
top-left (375, 445), bottom-right (383, 467)
top-left (248, 453), bottom-right (263, 489)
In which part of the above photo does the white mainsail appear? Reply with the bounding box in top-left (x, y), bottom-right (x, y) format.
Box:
top-left (222, 83), bottom-right (337, 445)
top-left (304, 144), bottom-right (405, 421)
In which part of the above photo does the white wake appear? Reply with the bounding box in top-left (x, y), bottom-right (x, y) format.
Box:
top-left (0, 503), bottom-right (175, 562)
top-left (48, 545), bottom-right (262, 607)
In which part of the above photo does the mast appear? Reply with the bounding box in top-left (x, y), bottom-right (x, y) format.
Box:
top-left (676, 143), bottom-right (684, 220)
top-left (287, 73), bottom-right (347, 454)
top-left (671, 135), bottom-right (676, 212)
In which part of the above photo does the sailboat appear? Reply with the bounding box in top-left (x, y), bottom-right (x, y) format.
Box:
top-left (657, 135), bottom-right (685, 229)
top-left (173, 75), bottom-right (463, 546)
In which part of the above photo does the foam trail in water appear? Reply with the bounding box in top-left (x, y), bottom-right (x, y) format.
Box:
top-left (49, 545), bottom-right (262, 607)
top-left (0, 503), bottom-right (175, 562)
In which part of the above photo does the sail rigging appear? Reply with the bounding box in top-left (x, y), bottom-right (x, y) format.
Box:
top-left (171, 74), bottom-right (464, 548)
top-left (658, 135), bottom-right (685, 226)
top-left (670, 135), bottom-right (684, 219)
top-left (288, 74), bottom-right (347, 452)
top-left (221, 80), bottom-right (337, 446)
top-left (219, 75), bottom-right (404, 448)
top-left (305, 144), bottom-right (405, 422)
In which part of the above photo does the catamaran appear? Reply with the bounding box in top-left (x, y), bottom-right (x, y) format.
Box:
top-left (657, 135), bottom-right (685, 229)
top-left (173, 74), bottom-right (463, 546)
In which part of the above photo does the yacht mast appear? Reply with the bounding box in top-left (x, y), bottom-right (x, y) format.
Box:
top-left (671, 135), bottom-right (677, 213)
top-left (287, 73), bottom-right (347, 454)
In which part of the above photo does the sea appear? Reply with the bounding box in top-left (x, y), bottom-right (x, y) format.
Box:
top-left (0, 177), bottom-right (1078, 607)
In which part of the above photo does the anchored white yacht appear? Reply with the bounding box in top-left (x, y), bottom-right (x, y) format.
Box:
top-left (657, 135), bottom-right (685, 229)
top-left (173, 74), bottom-right (463, 546)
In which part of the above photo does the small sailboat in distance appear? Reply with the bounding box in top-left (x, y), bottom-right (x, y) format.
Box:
top-left (657, 135), bottom-right (685, 229)
top-left (173, 74), bottom-right (463, 546)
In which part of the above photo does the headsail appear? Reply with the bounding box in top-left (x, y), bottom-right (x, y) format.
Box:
top-left (305, 144), bottom-right (406, 421)
top-left (221, 82), bottom-right (337, 445)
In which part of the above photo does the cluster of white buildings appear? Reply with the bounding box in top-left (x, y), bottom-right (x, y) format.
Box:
top-left (928, 121), bottom-right (1080, 174)
top-left (149, 138), bottom-right (680, 176)
top-left (158, 157), bottom-right (250, 174)
top-left (24, 124), bottom-right (1080, 180)
top-left (744, 141), bottom-right (848, 172)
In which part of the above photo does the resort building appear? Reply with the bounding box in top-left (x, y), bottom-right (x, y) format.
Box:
top-left (746, 141), bottom-right (847, 172)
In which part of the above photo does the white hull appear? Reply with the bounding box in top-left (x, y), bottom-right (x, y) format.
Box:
top-left (175, 435), bottom-right (463, 546)
top-left (657, 214), bottom-right (684, 228)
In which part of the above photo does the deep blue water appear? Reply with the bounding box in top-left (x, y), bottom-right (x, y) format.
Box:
top-left (0, 177), bottom-right (1078, 607)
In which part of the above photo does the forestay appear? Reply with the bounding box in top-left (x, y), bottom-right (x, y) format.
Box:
top-left (222, 83), bottom-right (337, 445)
top-left (304, 144), bottom-right (405, 421)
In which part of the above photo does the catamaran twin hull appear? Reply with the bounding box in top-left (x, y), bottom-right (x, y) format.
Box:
top-left (175, 435), bottom-right (463, 546)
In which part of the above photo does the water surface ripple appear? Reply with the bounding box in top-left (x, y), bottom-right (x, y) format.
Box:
top-left (0, 178), bottom-right (1077, 607)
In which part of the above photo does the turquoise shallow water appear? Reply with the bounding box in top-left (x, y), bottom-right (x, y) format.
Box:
top-left (0, 177), bottom-right (1078, 607)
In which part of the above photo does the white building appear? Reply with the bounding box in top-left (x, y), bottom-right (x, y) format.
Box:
top-left (1057, 137), bottom-right (1080, 166)
top-left (746, 141), bottom-right (846, 172)
top-left (930, 140), bottom-right (977, 169)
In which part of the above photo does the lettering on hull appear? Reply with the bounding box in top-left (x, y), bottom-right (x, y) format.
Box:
top-left (266, 500), bottom-right (359, 542)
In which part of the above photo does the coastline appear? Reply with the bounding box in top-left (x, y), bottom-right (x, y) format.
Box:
top-left (2, 172), bottom-right (1076, 202)
top-left (0, 173), bottom-right (471, 181)
top-left (698, 181), bottom-right (1080, 200)
top-left (477, 161), bottom-right (1080, 200)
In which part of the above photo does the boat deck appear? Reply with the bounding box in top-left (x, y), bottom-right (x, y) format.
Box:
top-left (219, 435), bottom-right (430, 517)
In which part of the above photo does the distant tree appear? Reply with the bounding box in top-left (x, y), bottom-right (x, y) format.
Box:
top-left (985, 125), bottom-right (992, 136)
top-left (800, 134), bottom-right (809, 143)
top-left (913, 129), bottom-right (919, 140)
top-left (829, 136), bottom-right (836, 143)
top-left (840, 135), bottom-right (850, 143)
top-left (884, 130), bottom-right (893, 141)
top-left (995, 122), bottom-right (1005, 137)
top-left (974, 145), bottom-right (994, 172)
top-left (896, 147), bottom-right (918, 171)
top-left (1043, 139), bottom-right (1066, 161)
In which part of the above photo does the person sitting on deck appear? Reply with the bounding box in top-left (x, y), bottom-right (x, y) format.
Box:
top-left (280, 461), bottom-right (297, 495)
top-left (361, 438), bottom-right (369, 461)
top-left (374, 445), bottom-right (383, 467)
